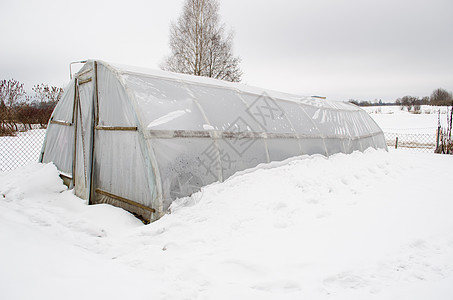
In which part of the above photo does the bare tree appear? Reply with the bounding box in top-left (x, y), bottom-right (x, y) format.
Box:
top-left (32, 84), bottom-right (64, 127)
top-left (0, 79), bottom-right (26, 134)
top-left (0, 79), bottom-right (26, 107)
top-left (430, 88), bottom-right (453, 106)
top-left (161, 0), bottom-right (242, 82)
top-left (32, 84), bottom-right (64, 104)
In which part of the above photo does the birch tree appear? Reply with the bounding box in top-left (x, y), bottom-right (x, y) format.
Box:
top-left (161, 0), bottom-right (242, 82)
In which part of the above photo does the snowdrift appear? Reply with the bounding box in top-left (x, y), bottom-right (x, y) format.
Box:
top-left (1, 149), bottom-right (453, 299)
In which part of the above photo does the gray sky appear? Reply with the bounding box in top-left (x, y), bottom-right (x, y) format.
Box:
top-left (1, 0), bottom-right (452, 102)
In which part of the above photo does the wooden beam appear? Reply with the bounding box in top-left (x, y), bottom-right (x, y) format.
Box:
top-left (50, 120), bottom-right (72, 126)
top-left (95, 126), bottom-right (138, 131)
top-left (144, 129), bottom-right (382, 141)
top-left (78, 78), bottom-right (92, 85)
top-left (95, 188), bottom-right (156, 213)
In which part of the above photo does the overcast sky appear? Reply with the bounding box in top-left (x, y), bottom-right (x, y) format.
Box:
top-left (1, 0), bottom-right (452, 102)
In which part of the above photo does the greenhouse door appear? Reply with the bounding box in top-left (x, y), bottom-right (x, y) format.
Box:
top-left (73, 76), bottom-right (95, 200)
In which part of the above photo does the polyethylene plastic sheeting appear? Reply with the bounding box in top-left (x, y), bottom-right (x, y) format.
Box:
top-left (94, 131), bottom-right (156, 208)
top-left (274, 101), bottom-right (320, 136)
top-left (299, 138), bottom-right (328, 156)
top-left (92, 64), bottom-right (157, 210)
top-left (118, 62), bottom-right (386, 211)
top-left (74, 79), bottom-right (94, 200)
top-left (124, 75), bottom-right (207, 131)
top-left (97, 64), bottom-right (137, 127)
top-left (49, 82), bottom-right (75, 122)
top-left (215, 139), bottom-right (269, 180)
top-left (150, 138), bottom-right (221, 211)
top-left (41, 83), bottom-right (75, 174)
top-left (266, 139), bottom-right (302, 162)
top-left (41, 60), bottom-right (387, 222)
top-left (42, 124), bottom-right (74, 174)
top-left (186, 85), bottom-right (264, 132)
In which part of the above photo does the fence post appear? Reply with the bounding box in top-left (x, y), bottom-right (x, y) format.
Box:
top-left (395, 136), bottom-right (398, 149)
top-left (436, 126), bottom-right (441, 151)
top-left (447, 101), bottom-right (453, 142)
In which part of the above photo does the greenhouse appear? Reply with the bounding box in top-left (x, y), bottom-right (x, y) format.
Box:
top-left (40, 60), bottom-right (387, 222)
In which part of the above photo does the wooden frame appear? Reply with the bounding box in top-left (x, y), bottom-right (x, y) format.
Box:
top-left (50, 120), bottom-right (72, 126)
top-left (95, 188), bottom-right (156, 213)
top-left (95, 126), bottom-right (138, 131)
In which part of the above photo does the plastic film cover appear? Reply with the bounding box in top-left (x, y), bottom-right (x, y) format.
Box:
top-left (123, 75), bottom-right (207, 131)
top-left (94, 131), bottom-right (156, 208)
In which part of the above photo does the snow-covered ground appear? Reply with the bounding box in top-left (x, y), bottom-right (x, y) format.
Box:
top-left (362, 105), bottom-right (449, 135)
top-left (1, 105), bottom-right (451, 299)
top-left (0, 129), bottom-right (46, 172)
top-left (1, 149), bottom-right (453, 299)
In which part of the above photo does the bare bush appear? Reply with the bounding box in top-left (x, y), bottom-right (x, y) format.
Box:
top-left (396, 95), bottom-right (423, 113)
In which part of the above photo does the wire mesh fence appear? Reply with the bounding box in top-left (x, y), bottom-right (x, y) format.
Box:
top-left (0, 129), bottom-right (46, 172)
top-left (384, 132), bottom-right (437, 152)
top-left (0, 129), bottom-right (443, 173)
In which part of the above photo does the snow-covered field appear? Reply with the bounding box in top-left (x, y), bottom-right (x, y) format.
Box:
top-left (1, 149), bottom-right (453, 299)
top-left (363, 105), bottom-right (450, 151)
top-left (362, 105), bottom-right (449, 135)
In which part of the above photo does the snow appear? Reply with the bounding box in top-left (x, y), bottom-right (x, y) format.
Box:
top-left (1, 149), bottom-right (453, 299)
top-left (0, 129), bottom-right (46, 172)
top-left (362, 105), bottom-right (449, 134)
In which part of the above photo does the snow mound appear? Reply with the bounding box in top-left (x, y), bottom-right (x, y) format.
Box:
top-left (1, 150), bottom-right (453, 299)
top-left (0, 163), bottom-right (66, 200)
